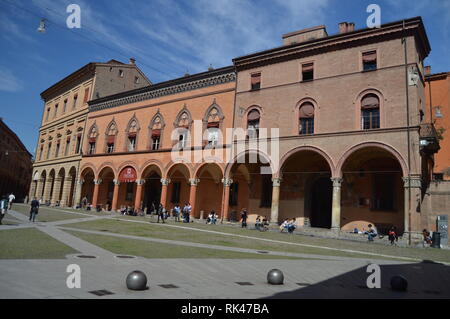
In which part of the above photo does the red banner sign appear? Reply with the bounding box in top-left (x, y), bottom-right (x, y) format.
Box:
top-left (119, 166), bottom-right (137, 183)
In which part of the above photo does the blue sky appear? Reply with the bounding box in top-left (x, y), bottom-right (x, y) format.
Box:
top-left (1, 0), bottom-right (449, 156)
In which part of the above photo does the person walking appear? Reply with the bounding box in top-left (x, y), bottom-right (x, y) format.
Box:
top-left (184, 203), bottom-right (192, 223)
top-left (0, 195), bottom-right (9, 225)
top-left (157, 203), bottom-right (165, 223)
top-left (173, 204), bottom-right (181, 222)
top-left (29, 197), bottom-right (40, 222)
top-left (240, 208), bottom-right (248, 228)
top-left (8, 193), bottom-right (15, 210)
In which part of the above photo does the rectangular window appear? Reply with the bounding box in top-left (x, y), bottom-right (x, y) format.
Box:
top-left (302, 63), bottom-right (314, 81)
top-left (299, 118), bottom-right (314, 135)
top-left (119, 70), bottom-right (124, 78)
top-left (83, 88), bottom-right (90, 104)
top-left (63, 99), bottom-right (68, 112)
top-left (247, 121), bottom-right (260, 139)
top-left (47, 143), bottom-right (52, 159)
top-left (73, 94), bottom-right (78, 109)
top-left (229, 183), bottom-right (239, 206)
top-left (207, 128), bottom-right (219, 146)
top-left (65, 138), bottom-right (71, 156)
top-left (372, 173), bottom-right (395, 211)
top-left (125, 183), bottom-right (134, 201)
top-left (55, 142), bottom-right (60, 158)
top-left (75, 135), bottom-right (82, 154)
top-left (251, 73), bottom-right (261, 90)
top-left (107, 142), bottom-right (114, 153)
top-left (260, 175), bottom-right (273, 208)
top-left (362, 109), bottom-right (380, 130)
top-left (152, 136), bottom-right (160, 151)
top-left (46, 108), bottom-right (51, 122)
top-left (134, 76), bottom-right (139, 84)
top-left (171, 182), bottom-right (181, 204)
top-left (128, 136), bottom-right (136, 151)
top-left (178, 132), bottom-right (188, 149)
top-left (89, 142), bottom-right (96, 155)
top-left (362, 51), bottom-right (377, 71)
top-left (54, 104), bottom-right (59, 118)
top-left (39, 145), bottom-right (43, 161)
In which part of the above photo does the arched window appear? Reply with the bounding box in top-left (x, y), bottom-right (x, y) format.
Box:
top-left (106, 122), bottom-right (117, 153)
top-left (205, 107), bottom-right (222, 146)
top-left (87, 125), bottom-right (98, 155)
top-left (299, 102), bottom-right (315, 135)
top-left (126, 118), bottom-right (139, 152)
top-left (247, 109), bottom-right (260, 139)
top-left (150, 115), bottom-right (164, 151)
top-left (175, 110), bottom-right (191, 149)
top-left (361, 94), bottom-right (380, 130)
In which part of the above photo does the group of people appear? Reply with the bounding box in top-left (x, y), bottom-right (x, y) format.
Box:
top-left (206, 211), bottom-right (218, 224)
top-left (255, 215), bottom-right (269, 231)
top-left (280, 218), bottom-right (297, 234)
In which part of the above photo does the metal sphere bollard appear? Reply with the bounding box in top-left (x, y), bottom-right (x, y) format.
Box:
top-left (126, 270), bottom-right (148, 291)
top-left (390, 275), bottom-right (408, 292)
top-left (267, 269), bottom-right (284, 285)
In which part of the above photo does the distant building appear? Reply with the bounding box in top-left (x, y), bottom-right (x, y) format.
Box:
top-left (29, 59), bottom-right (151, 206)
top-left (0, 118), bottom-right (32, 201)
top-left (425, 68), bottom-right (450, 180)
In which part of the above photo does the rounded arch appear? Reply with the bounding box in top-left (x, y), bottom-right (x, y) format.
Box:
top-left (80, 163), bottom-right (97, 177)
top-left (242, 105), bottom-right (264, 128)
top-left (49, 169), bottom-right (56, 178)
top-left (97, 163), bottom-right (116, 179)
top-left (57, 167), bottom-right (66, 178)
top-left (40, 170), bottom-right (47, 179)
top-left (194, 162), bottom-right (224, 182)
top-left (80, 166), bottom-right (95, 178)
top-left (117, 161), bottom-right (140, 178)
top-left (293, 97), bottom-right (319, 135)
top-left (336, 142), bottom-right (408, 178)
top-left (354, 88), bottom-right (385, 130)
top-left (166, 162), bottom-right (193, 180)
top-left (140, 160), bottom-right (164, 179)
top-left (224, 149), bottom-right (275, 179)
top-left (279, 146), bottom-right (335, 178)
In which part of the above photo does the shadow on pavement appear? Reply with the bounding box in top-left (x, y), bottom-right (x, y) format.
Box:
top-left (265, 260), bottom-right (450, 299)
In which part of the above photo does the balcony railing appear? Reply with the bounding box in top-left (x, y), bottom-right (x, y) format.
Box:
top-left (419, 123), bottom-right (440, 154)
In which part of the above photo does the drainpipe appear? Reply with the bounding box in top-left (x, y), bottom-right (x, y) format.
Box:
top-left (403, 20), bottom-right (412, 245)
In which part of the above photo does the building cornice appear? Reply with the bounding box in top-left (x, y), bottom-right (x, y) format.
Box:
top-left (233, 17), bottom-right (430, 71)
top-left (88, 66), bottom-right (236, 112)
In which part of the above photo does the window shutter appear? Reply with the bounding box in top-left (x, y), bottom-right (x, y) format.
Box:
top-left (302, 63), bottom-right (314, 72)
top-left (299, 103), bottom-right (315, 118)
top-left (362, 51), bottom-right (377, 62)
top-left (361, 94), bottom-right (380, 109)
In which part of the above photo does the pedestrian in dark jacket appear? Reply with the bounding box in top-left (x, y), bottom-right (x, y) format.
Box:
top-left (157, 203), bottom-right (166, 223)
top-left (29, 197), bottom-right (40, 222)
top-left (240, 209), bottom-right (248, 228)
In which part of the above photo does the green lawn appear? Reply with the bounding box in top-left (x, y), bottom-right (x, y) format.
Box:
top-left (12, 204), bottom-right (93, 222)
top-left (63, 219), bottom-right (406, 261)
top-left (0, 228), bottom-right (78, 259)
top-left (66, 230), bottom-right (305, 260)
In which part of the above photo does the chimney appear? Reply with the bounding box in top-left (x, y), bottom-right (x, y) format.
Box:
top-left (339, 22), bottom-right (349, 34)
top-left (348, 22), bottom-right (355, 32)
top-left (424, 66), bottom-right (431, 76)
top-left (129, 57), bottom-right (136, 65)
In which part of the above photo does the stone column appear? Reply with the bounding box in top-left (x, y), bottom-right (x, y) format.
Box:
top-left (73, 178), bottom-right (84, 208)
top-left (50, 177), bottom-right (63, 206)
top-left (403, 175), bottom-right (422, 242)
top-left (36, 179), bottom-right (44, 201)
top-left (43, 177), bottom-right (54, 203)
top-left (92, 179), bottom-right (102, 207)
top-left (270, 178), bottom-right (282, 224)
top-left (60, 176), bottom-right (73, 207)
top-left (134, 179), bottom-right (145, 211)
top-left (331, 177), bottom-right (343, 231)
top-left (28, 181), bottom-right (37, 200)
top-left (160, 178), bottom-right (170, 208)
top-left (189, 178), bottom-right (200, 218)
top-left (111, 179), bottom-right (120, 211)
top-left (221, 178), bottom-right (233, 221)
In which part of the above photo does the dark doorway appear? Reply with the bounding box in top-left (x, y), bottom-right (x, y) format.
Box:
top-left (310, 177), bottom-right (332, 229)
top-left (143, 172), bottom-right (161, 213)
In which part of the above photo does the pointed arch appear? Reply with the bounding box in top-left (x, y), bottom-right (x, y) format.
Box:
top-left (149, 110), bottom-right (165, 151)
top-left (105, 118), bottom-right (118, 153)
top-left (174, 104), bottom-right (193, 129)
top-left (124, 114), bottom-right (140, 152)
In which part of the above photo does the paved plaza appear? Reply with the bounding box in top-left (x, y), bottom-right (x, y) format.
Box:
top-left (1, 205), bottom-right (449, 299)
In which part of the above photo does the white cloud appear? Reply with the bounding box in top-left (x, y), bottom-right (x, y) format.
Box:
top-left (0, 67), bottom-right (23, 92)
